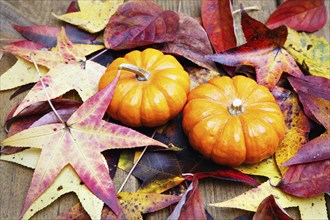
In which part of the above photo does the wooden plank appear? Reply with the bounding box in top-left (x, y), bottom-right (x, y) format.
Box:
top-left (0, 0), bottom-right (329, 219)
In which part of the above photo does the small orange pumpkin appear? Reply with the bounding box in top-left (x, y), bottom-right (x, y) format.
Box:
top-left (98, 48), bottom-right (190, 127)
top-left (182, 75), bottom-right (285, 166)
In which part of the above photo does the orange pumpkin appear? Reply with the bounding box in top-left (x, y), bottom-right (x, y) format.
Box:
top-left (182, 75), bottom-right (285, 166)
top-left (98, 48), bottom-right (190, 127)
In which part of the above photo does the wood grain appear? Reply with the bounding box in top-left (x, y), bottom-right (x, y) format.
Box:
top-left (0, 0), bottom-right (329, 219)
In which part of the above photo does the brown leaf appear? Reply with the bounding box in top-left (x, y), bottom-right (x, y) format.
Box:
top-left (104, 1), bottom-right (179, 50)
top-left (277, 159), bottom-right (330, 197)
top-left (253, 195), bottom-right (293, 220)
top-left (160, 12), bottom-right (217, 71)
top-left (168, 177), bottom-right (207, 220)
top-left (266, 0), bottom-right (327, 32)
top-left (201, 0), bottom-right (236, 53)
top-left (288, 76), bottom-right (330, 129)
top-left (284, 133), bottom-right (330, 166)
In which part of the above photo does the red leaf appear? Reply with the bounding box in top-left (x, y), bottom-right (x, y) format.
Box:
top-left (160, 13), bottom-right (217, 71)
top-left (277, 159), bottom-right (330, 197)
top-left (206, 10), bottom-right (304, 89)
top-left (13, 25), bottom-right (61, 48)
top-left (253, 195), bottom-right (293, 220)
top-left (104, 1), bottom-right (179, 50)
top-left (5, 40), bottom-right (45, 50)
top-left (201, 0), bottom-right (236, 53)
top-left (284, 133), bottom-right (330, 166)
top-left (168, 177), bottom-right (207, 220)
top-left (266, 0), bottom-right (327, 32)
top-left (185, 169), bottom-right (259, 186)
top-left (288, 76), bottom-right (330, 128)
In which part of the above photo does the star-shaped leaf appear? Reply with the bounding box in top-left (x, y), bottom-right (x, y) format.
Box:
top-left (1, 74), bottom-right (167, 217)
top-left (210, 178), bottom-right (327, 220)
top-left (53, 0), bottom-right (123, 33)
top-left (12, 60), bottom-right (105, 116)
top-left (3, 28), bottom-right (104, 69)
top-left (57, 191), bottom-right (180, 220)
top-left (0, 148), bottom-right (103, 219)
top-left (0, 57), bottom-right (48, 91)
top-left (206, 10), bottom-right (304, 89)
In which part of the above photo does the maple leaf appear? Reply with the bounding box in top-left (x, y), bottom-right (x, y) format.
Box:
top-left (53, 0), bottom-right (123, 33)
top-left (206, 9), bottom-right (304, 89)
top-left (0, 57), bottom-right (48, 91)
top-left (104, 1), bottom-right (179, 50)
top-left (284, 28), bottom-right (330, 79)
top-left (0, 148), bottom-right (103, 219)
top-left (1, 74), bottom-right (167, 217)
top-left (210, 178), bottom-right (328, 220)
top-left (57, 192), bottom-right (180, 220)
top-left (266, 0), bottom-right (327, 32)
top-left (201, 0), bottom-right (236, 53)
top-left (3, 28), bottom-right (104, 69)
top-left (12, 60), bottom-right (105, 117)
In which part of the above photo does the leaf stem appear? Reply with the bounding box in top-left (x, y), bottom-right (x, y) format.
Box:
top-left (232, 5), bottom-right (260, 15)
top-left (117, 131), bottom-right (157, 193)
top-left (87, 48), bottom-right (108, 61)
top-left (30, 54), bottom-right (65, 125)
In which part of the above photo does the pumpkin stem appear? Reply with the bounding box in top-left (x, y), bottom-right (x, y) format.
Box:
top-left (118, 63), bottom-right (150, 81)
top-left (228, 98), bottom-right (245, 115)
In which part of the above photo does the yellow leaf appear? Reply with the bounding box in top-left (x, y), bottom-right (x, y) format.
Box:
top-left (137, 176), bottom-right (185, 194)
top-left (284, 27), bottom-right (330, 79)
top-left (235, 157), bottom-right (281, 179)
top-left (275, 92), bottom-right (310, 175)
top-left (0, 57), bottom-right (48, 91)
top-left (210, 178), bottom-right (327, 220)
top-left (0, 148), bottom-right (103, 219)
top-left (53, 0), bottom-right (123, 33)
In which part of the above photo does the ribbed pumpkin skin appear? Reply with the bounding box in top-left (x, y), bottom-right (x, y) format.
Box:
top-left (182, 75), bottom-right (285, 166)
top-left (98, 48), bottom-right (190, 127)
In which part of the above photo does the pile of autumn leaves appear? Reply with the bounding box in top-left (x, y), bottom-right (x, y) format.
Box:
top-left (0, 0), bottom-right (329, 219)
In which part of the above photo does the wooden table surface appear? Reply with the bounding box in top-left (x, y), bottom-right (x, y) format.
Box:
top-left (1, 0), bottom-right (329, 219)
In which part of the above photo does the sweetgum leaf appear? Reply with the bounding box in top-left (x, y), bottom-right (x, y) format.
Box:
top-left (211, 178), bottom-right (328, 219)
top-left (53, 0), bottom-right (123, 33)
top-left (201, 0), bottom-right (236, 53)
top-left (1, 74), bottom-right (167, 217)
top-left (160, 12), bottom-right (217, 71)
top-left (0, 57), bottom-right (48, 91)
top-left (12, 61), bottom-right (105, 117)
top-left (277, 160), bottom-right (330, 197)
top-left (206, 10), bottom-right (304, 89)
top-left (3, 28), bottom-right (104, 69)
top-left (104, 1), bottom-right (179, 50)
top-left (253, 195), bottom-right (293, 220)
top-left (0, 148), bottom-right (104, 219)
top-left (266, 0), bottom-right (327, 32)
top-left (57, 192), bottom-right (180, 220)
